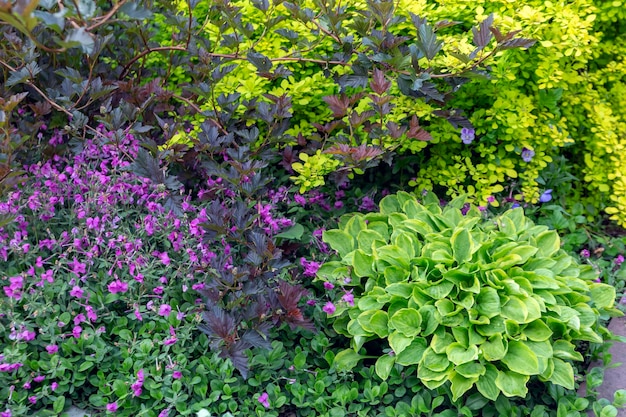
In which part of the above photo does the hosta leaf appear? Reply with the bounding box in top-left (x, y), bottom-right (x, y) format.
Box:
top-left (589, 283), bottom-right (616, 309)
top-left (421, 347), bottom-right (451, 372)
top-left (388, 330), bottom-right (413, 355)
top-left (450, 371), bottom-right (478, 401)
top-left (446, 343), bottom-right (479, 365)
top-left (322, 230), bottom-right (354, 257)
top-left (476, 364), bottom-right (500, 401)
top-left (549, 358), bottom-right (575, 389)
top-left (385, 282), bottom-right (414, 298)
top-left (456, 361), bottom-right (486, 378)
top-left (357, 229), bottom-right (385, 255)
top-left (375, 354), bottom-right (396, 380)
top-left (534, 231), bottom-right (560, 257)
top-left (333, 349), bottom-right (363, 372)
top-left (451, 227), bottom-right (473, 264)
top-left (395, 337), bottom-right (428, 365)
top-left (552, 340), bottom-right (583, 362)
top-left (523, 320), bottom-right (553, 341)
top-left (496, 370), bottom-right (529, 398)
top-left (389, 308), bottom-right (422, 337)
top-left (501, 341), bottom-right (539, 375)
top-left (501, 296), bottom-right (528, 323)
top-left (353, 249), bottom-right (375, 278)
top-left (357, 310), bottom-right (389, 338)
top-left (384, 265), bottom-right (410, 285)
top-left (475, 287), bottom-right (501, 318)
top-left (481, 334), bottom-right (507, 361)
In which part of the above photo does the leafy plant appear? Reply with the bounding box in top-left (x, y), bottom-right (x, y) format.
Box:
top-left (318, 191), bottom-right (622, 402)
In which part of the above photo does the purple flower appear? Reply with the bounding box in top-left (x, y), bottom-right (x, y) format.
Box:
top-left (72, 326), bottom-right (82, 338)
top-left (521, 147), bottom-right (535, 162)
top-left (33, 375), bottom-right (45, 382)
top-left (615, 255), bottom-right (625, 266)
top-left (1, 409), bottom-right (11, 417)
top-left (157, 410), bottom-right (170, 417)
top-left (0, 363), bottom-right (23, 372)
top-left (342, 291), bottom-right (355, 307)
top-left (107, 280), bottom-right (128, 294)
top-left (580, 249), bottom-right (590, 258)
top-left (460, 127), bottom-right (475, 144)
top-left (69, 285), bottom-right (84, 298)
top-left (300, 258), bottom-right (321, 277)
top-left (538, 189), bottom-right (553, 203)
top-left (172, 370), bottom-right (182, 379)
top-left (323, 282), bottom-right (334, 290)
top-left (158, 304), bottom-right (172, 317)
top-left (322, 302), bottom-right (336, 315)
top-left (106, 402), bottom-right (118, 413)
top-left (28, 396), bottom-right (37, 405)
top-left (258, 392), bottom-right (270, 409)
top-left (51, 382), bottom-right (58, 391)
top-left (359, 196), bottom-right (377, 212)
top-left (294, 195), bottom-right (306, 206)
top-left (46, 345), bottom-right (58, 354)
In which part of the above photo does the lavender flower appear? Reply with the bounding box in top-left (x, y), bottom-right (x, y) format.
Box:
top-left (460, 128), bottom-right (475, 144)
top-left (521, 147), bottom-right (535, 162)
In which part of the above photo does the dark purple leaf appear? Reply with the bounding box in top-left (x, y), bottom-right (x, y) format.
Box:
top-left (370, 68), bottom-right (391, 95)
top-left (472, 14), bottom-right (494, 49)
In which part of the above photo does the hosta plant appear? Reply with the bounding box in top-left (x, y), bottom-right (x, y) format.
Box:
top-left (317, 191), bottom-right (622, 402)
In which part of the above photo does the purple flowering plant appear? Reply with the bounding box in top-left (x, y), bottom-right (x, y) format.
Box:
top-left (0, 125), bottom-right (314, 415)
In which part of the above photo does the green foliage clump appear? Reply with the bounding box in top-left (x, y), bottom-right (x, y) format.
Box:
top-left (318, 191), bottom-right (622, 402)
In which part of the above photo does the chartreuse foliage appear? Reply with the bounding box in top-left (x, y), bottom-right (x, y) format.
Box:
top-left (157, 0), bottom-right (626, 225)
top-left (319, 191), bottom-right (622, 402)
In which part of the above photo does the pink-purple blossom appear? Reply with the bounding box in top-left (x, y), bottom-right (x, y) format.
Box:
top-left (322, 302), bottom-right (336, 315)
top-left (158, 304), bottom-right (172, 317)
top-left (107, 280), bottom-right (128, 294)
top-left (46, 345), bottom-right (59, 354)
top-left (106, 402), bottom-right (118, 412)
top-left (258, 392), bottom-right (270, 408)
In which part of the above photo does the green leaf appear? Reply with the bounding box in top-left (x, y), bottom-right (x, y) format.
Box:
top-left (476, 364), bottom-right (500, 401)
top-left (481, 334), bottom-right (507, 361)
top-left (421, 347), bottom-right (450, 372)
top-left (456, 361), bottom-right (486, 378)
top-left (446, 343), bottom-right (479, 365)
top-left (501, 296), bottom-right (528, 323)
top-left (534, 231), bottom-right (560, 257)
top-left (53, 396), bottom-right (65, 414)
top-left (357, 229), bottom-right (385, 254)
top-left (323, 230), bottom-right (355, 257)
top-left (375, 354), bottom-right (396, 380)
top-left (380, 195), bottom-right (401, 214)
top-left (333, 349), bottom-right (363, 372)
top-left (389, 308), bottom-right (422, 337)
top-left (395, 337), bottom-right (428, 365)
top-left (475, 287), bottom-right (501, 318)
top-left (384, 265), bottom-right (409, 284)
top-left (501, 341), bottom-right (539, 375)
top-left (353, 249), bottom-right (375, 278)
top-left (523, 320), bottom-right (553, 341)
top-left (275, 223), bottom-right (304, 240)
top-left (389, 331), bottom-right (413, 355)
top-left (589, 283), bottom-right (616, 309)
top-left (496, 370), bottom-right (529, 398)
top-left (552, 340), bottom-right (583, 361)
top-left (358, 310), bottom-right (389, 338)
top-left (386, 282), bottom-right (414, 298)
top-left (450, 371), bottom-right (478, 401)
top-left (549, 358), bottom-right (574, 389)
top-left (451, 228), bottom-right (473, 264)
